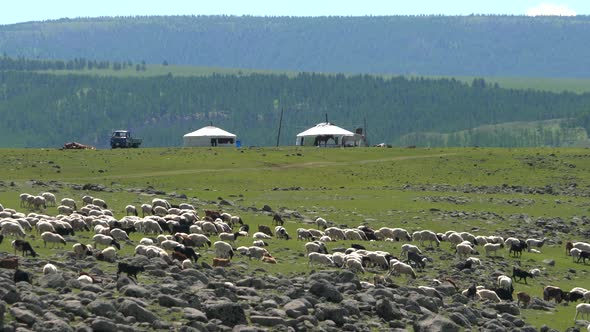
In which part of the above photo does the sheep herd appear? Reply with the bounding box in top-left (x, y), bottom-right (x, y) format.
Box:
top-left (0, 192), bottom-right (590, 327)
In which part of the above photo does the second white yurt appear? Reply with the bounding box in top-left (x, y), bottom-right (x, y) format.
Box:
top-left (296, 122), bottom-right (363, 147)
top-left (183, 126), bottom-right (237, 147)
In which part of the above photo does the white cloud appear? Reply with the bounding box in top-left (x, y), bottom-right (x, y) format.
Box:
top-left (526, 3), bottom-right (577, 16)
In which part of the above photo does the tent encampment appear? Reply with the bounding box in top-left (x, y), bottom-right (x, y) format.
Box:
top-left (296, 122), bottom-right (364, 147)
top-left (183, 126), bottom-right (237, 147)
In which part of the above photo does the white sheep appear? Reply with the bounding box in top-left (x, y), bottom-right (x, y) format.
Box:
top-left (418, 286), bottom-right (443, 299)
top-left (456, 243), bottom-right (477, 258)
top-left (20, 193), bottom-right (32, 208)
top-left (125, 205), bottom-right (138, 216)
top-left (319, 235), bottom-right (332, 242)
top-left (98, 246), bottom-right (117, 262)
top-left (345, 229), bottom-right (366, 241)
top-left (78, 275), bottom-right (93, 284)
top-left (41, 192), bottom-right (56, 207)
top-left (526, 238), bottom-right (547, 252)
top-left (400, 244), bottom-right (422, 257)
top-left (109, 228), bottom-right (129, 241)
top-left (529, 268), bottom-right (542, 277)
top-left (248, 246), bottom-right (270, 260)
top-left (152, 198), bottom-right (171, 209)
top-left (92, 234), bottom-right (117, 249)
top-left (141, 204), bottom-right (152, 217)
top-left (504, 237), bottom-right (520, 249)
top-left (420, 230), bottom-right (440, 248)
top-left (308, 252), bottom-right (334, 267)
top-left (200, 221), bottom-right (218, 235)
top-left (36, 221), bottom-right (56, 235)
top-left (81, 195), bottom-right (94, 205)
top-left (305, 241), bottom-right (328, 255)
top-left (186, 234), bottom-right (211, 248)
top-left (497, 275), bottom-right (513, 290)
top-left (73, 243), bottom-right (93, 258)
top-left (573, 242), bottom-right (590, 253)
top-left (213, 241), bottom-right (234, 259)
top-left (324, 227), bottom-right (346, 241)
top-left (474, 236), bottom-right (488, 246)
top-left (0, 222), bottom-right (26, 238)
top-left (41, 232), bottom-right (67, 248)
top-left (459, 232), bottom-right (476, 244)
top-left (466, 257), bottom-right (482, 265)
top-left (142, 219), bottom-right (163, 234)
top-left (477, 289), bottom-right (502, 303)
top-left (152, 206), bottom-right (168, 216)
top-left (345, 257), bottom-right (366, 274)
top-left (92, 198), bottom-right (107, 209)
top-left (57, 205), bottom-right (74, 215)
top-left (483, 243), bottom-right (504, 256)
top-left (181, 259), bottom-right (193, 269)
top-left (60, 198), bottom-right (77, 210)
top-left (139, 238), bottom-right (154, 245)
top-left (253, 232), bottom-right (272, 239)
top-left (447, 232), bottom-right (464, 246)
top-left (252, 240), bottom-right (268, 247)
top-left (43, 263), bottom-right (58, 275)
top-left (570, 248), bottom-right (582, 262)
top-left (179, 203), bottom-right (195, 211)
top-left (315, 217), bottom-right (328, 229)
top-left (574, 303), bottom-right (590, 321)
top-left (219, 232), bottom-right (241, 243)
top-left (160, 240), bottom-right (181, 251)
top-left (388, 261), bottom-right (416, 279)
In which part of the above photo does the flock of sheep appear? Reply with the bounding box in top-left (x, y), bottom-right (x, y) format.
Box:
top-left (0, 192), bottom-right (590, 327)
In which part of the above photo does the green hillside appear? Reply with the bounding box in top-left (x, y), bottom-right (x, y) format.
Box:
top-left (1, 70), bottom-right (590, 148)
top-left (2, 15), bottom-right (590, 78)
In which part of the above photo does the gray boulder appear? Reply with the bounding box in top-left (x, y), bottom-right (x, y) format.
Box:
top-left (203, 301), bottom-right (247, 327)
top-left (37, 273), bottom-right (67, 289)
top-left (91, 318), bottom-right (117, 332)
top-left (449, 312), bottom-right (471, 328)
top-left (309, 281), bottom-right (343, 303)
top-left (62, 300), bottom-right (89, 318)
top-left (284, 299), bottom-right (309, 318)
top-left (87, 300), bottom-right (117, 317)
top-left (314, 303), bottom-right (347, 327)
top-left (158, 294), bottom-right (188, 308)
top-left (183, 308), bottom-right (208, 322)
top-left (32, 319), bottom-right (73, 332)
top-left (0, 300), bottom-right (5, 323)
top-left (116, 299), bottom-right (158, 323)
top-left (9, 307), bottom-right (38, 326)
top-left (375, 299), bottom-right (402, 321)
top-left (249, 315), bottom-right (288, 327)
top-left (413, 314), bottom-right (460, 332)
top-left (493, 303), bottom-right (521, 316)
top-left (121, 285), bottom-right (150, 298)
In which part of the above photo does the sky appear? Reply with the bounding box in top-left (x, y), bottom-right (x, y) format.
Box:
top-left (1, 1), bottom-right (588, 25)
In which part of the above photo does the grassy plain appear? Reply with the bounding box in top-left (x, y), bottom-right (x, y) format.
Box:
top-left (35, 64), bottom-right (590, 93)
top-left (0, 146), bottom-right (589, 330)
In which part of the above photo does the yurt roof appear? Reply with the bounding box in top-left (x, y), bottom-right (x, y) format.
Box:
top-left (183, 126), bottom-right (237, 138)
top-left (296, 122), bottom-right (355, 138)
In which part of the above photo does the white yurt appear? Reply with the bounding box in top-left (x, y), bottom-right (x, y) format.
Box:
top-left (296, 122), bottom-right (364, 147)
top-left (183, 126), bottom-right (237, 147)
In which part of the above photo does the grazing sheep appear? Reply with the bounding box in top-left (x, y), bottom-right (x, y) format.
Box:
top-left (400, 244), bottom-right (422, 257)
top-left (261, 254), bottom-right (277, 264)
top-left (141, 204), bottom-right (152, 217)
top-left (82, 195), bottom-right (94, 205)
top-left (1, 222), bottom-right (26, 238)
top-left (420, 230), bottom-right (441, 248)
top-left (60, 198), bottom-right (77, 210)
top-left (517, 291), bottom-right (531, 308)
top-left (186, 234), bottom-right (211, 248)
top-left (72, 243), bottom-right (93, 258)
top-left (218, 232), bottom-right (241, 243)
top-left (345, 257), bottom-right (366, 274)
top-left (308, 252), bottom-right (334, 267)
top-left (213, 241), bottom-right (234, 259)
top-left (526, 238), bottom-right (546, 252)
top-left (96, 246), bottom-right (117, 262)
top-left (391, 228), bottom-right (412, 242)
top-left (92, 234), bottom-right (121, 249)
top-left (575, 303), bottom-right (590, 321)
top-left (125, 205), bottom-right (138, 216)
top-left (574, 242), bottom-right (590, 253)
top-left (20, 193), bottom-right (32, 208)
top-left (305, 241), bottom-right (328, 255)
top-left (571, 248), bottom-right (583, 262)
top-left (274, 226), bottom-right (291, 240)
top-left (456, 243), bottom-right (477, 258)
top-left (109, 228), bottom-right (130, 241)
top-left (152, 198), bottom-right (171, 209)
top-left (92, 198), bottom-right (108, 209)
top-left (201, 221), bottom-right (218, 235)
top-left (477, 289), bottom-right (502, 303)
top-left (315, 217), bottom-right (328, 230)
top-left (253, 240), bottom-right (268, 247)
top-left (529, 268), bottom-right (541, 277)
top-left (253, 232), bottom-right (272, 240)
top-left (41, 192), bottom-right (56, 207)
top-left (11, 240), bottom-right (37, 257)
top-left (36, 221), bottom-right (56, 234)
top-left (272, 213), bottom-right (284, 226)
top-left (388, 261), bottom-right (416, 279)
top-left (483, 243), bottom-right (504, 256)
top-left (14, 269), bottom-right (33, 284)
top-left (248, 246), bottom-right (270, 260)
top-left (173, 246), bottom-right (201, 262)
top-left (42, 263), bottom-right (58, 275)
top-left (160, 240), bottom-right (181, 251)
top-left (447, 232), bottom-right (464, 246)
top-left (181, 259), bottom-right (193, 269)
top-left (41, 232), bottom-right (67, 248)
top-left (152, 206), bottom-right (168, 216)
top-left (498, 275), bottom-right (513, 290)
top-left (345, 229), bottom-right (366, 241)
top-left (325, 227), bottom-right (346, 241)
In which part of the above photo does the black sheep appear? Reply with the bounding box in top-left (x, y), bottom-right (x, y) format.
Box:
top-left (12, 240), bottom-right (37, 257)
top-left (173, 246), bottom-right (201, 262)
top-left (13, 269), bottom-right (33, 284)
top-left (577, 251), bottom-right (590, 264)
top-left (117, 262), bottom-right (145, 280)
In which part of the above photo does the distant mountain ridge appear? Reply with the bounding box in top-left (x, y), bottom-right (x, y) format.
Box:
top-left (1, 15), bottom-right (590, 77)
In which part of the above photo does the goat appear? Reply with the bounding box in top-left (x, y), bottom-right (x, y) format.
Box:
top-left (517, 292), bottom-right (531, 308)
top-left (526, 238), bottom-right (546, 252)
top-left (11, 240), bottom-right (37, 257)
top-left (575, 303), bottom-right (590, 321)
top-left (272, 214), bottom-right (284, 226)
top-left (509, 242), bottom-right (525, 258)
top-left (543, 286), bottom-right (569, 303)
top-left (578, 251), bottom-right (590, 264)
top-left (261, 254), bottom-right (277, 264)
top-left (212, 257), bottom-right (231, 267)
top-left (116, 262), bottom-right (144, 280)
top-left (566, 241), bottom-right (574, 255)
top-left (512, 267), bottom-right (534, 284)
top-left (173, 246), bottom-right (201, 262)
top-left (406, 250), bottom-right (428, 270)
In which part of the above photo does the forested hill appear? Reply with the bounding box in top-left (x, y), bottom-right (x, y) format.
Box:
top-left (1, 15), bottom-right (590, 78)
top-left (1, 70), bottom-right (590, 148)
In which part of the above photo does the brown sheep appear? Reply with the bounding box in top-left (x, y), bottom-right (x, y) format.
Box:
top-left (0, 257), bottom-right (19, 269)
top-left (212, 258), bottom-right (231, 267)
top-left (517, 291), bottom-right (531, 308)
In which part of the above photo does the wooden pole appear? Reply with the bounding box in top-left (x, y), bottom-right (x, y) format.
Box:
top-left (276, 107), bottom-right (284, 147)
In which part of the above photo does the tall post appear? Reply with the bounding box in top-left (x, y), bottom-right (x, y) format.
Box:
top-left (364, 117), bottom-right (368, 146)
top-left (276, 107), bottom-right (284, 147)
top-left (325, 113), bottom-right (328, 123)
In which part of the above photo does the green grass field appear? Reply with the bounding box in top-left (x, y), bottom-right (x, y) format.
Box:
top-left (35, 64), bottom-right (590, 94)
top-left (0, 146), bottom-right (589, 330)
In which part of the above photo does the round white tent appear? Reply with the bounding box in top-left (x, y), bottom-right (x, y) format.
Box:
top-left (296, 122), bottom-right (363, 147)
top-left (183, 126), bottom-right (237, 147)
